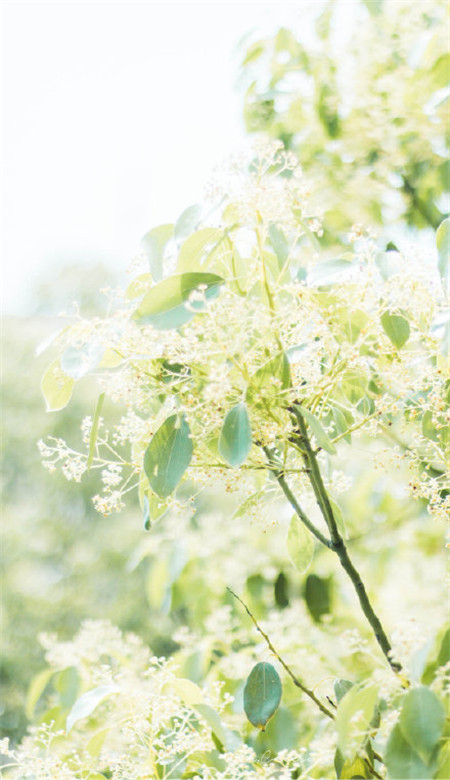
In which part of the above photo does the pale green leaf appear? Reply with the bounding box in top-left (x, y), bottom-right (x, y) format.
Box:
top-left (143, 414), bottom-right (193, 498)
top-left (334, 679), bottom-right (354, 704)
top-left (66, 684), bottom-right (120, 733)
top-left (26, 668), bottom-right (54, 720)
top-left (177, 228), bottom-right (224, 273)
top-left (268, 224), bottom-right (289, 266)
top-left (141, 224), bottom-right (174, 281)
top-left (174, 203), bottom-right (202, 242)
top-left (295, 406), bottom-right (336, 454)
top-left (133, 272), bottom-right (225, 330)
top-left (399, 687), bottom-right (445, 760)
top-left (336, 684), bottom-right (378, 754)
top-left (385, 724), bottom-right (432, 780)
top-left (125, 273), bottom-right (152, 299)
top-left (219, 403), bottom-right (252, 467)
top-left (243, 662), bottom-right (282, 730)
top-left (60, 341), bottom-right (104, 379)
top-left (436, 217), bottom-right (450, 283)
top-left (286, 515), bottom-right (314, 573)
top-left (41, 359), bottom-right (74, 412)
top-left (307, 258), bottom-right (354, 286)
top-left (87, 392), bottom-right (105, 469)
top-left (381, 310), bottom-right (410, 349)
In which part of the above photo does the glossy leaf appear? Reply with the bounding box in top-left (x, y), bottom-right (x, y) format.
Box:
top-left (133, 272), bottom-right (225, 330)
top-left (243, 662), bottom-right (282, 730)
top-left (141, 224), bottom-right (174, 281)
top-left (66, 684), bottom-right (120, 733)
top-left (436, 217), bottom-right (449, 283)
top-left (144, 414), bottom-right (193, 498)
top-left (41, 359), bottom-right (74, 412)
top-left (381, 310), bottom-right (410, 349)
top-left (174, 203), bottom-right (202, 242)
top-left (385, 724), bottom-right (431, 780)
top-left (399, 686), bottom-right (445, 760)
top-left (295, 406), bottom-right (336, 454)
top-left (286, 515), bottom-right (314, 573)
top-left (218, 403), bottom-right (252, 467)
top-left (177, 228), bottom-right (223, 272)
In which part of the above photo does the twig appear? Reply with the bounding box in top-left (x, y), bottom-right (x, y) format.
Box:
top-left (227, 587), bottom-right (335, 721)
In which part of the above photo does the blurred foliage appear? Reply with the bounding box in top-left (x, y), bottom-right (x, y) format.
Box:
top-left (240, 0), bottom-right (449, 237)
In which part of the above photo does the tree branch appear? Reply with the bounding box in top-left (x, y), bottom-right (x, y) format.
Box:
top-left (289, 404), bottom-right (402, 674)
top-left (227, 587), bottom-right (335, 721)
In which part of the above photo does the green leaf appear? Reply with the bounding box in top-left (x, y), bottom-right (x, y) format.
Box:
top-left (60, 341), bottom-right (104, 379)
top-left (334, 679), bottom-right (354, 704)
top-left (247, 352), bottom-right (291, 402)
top-left (243, 662), bottom-right (282, 730)
top-left (362, 0), bottom-right (383, 14)
top-left (336, 684), bottom-right (378, 755)
top-left (41, 359), bottom-right (74, 412)
top-left (385, 724), bottom-right (432, 780)
top-left (436, 218), bottom-right (450, 283)
top-left (174, 203), bottom-right (202, 242)
top-left (87, 393), bottom-right (105, 469)
top-left (340, 755), bottom-right (370, 779)
top-left (144, 414), bottom-right (193, 498)
top-left (55, 666), bottom-right (80, 710)
top-left (177, 228), bottom-right (224, 273)
top-left (141, 224), bottom-right (174, 281)
top-left (304, 574), bottom-right (331, 622)
top-left (399, 687), bottom-right (445, 761)
top-left (218, 403), bottom-right (252, 467)
top-left (422, 410), bottom-right (439, 442)
top-left (268, 224), bottom-right (289, 266)
top-left (133, 272), bottom-right (225, 330)
top-left (381, 310), bottom-right (410, 349)
top-left (26, 668), bottom-right (54, 719)
top-left (125, 272), bottom-right (152, 299)
top-left (286, 515), bottom-right (314, 573)
top-left (294, 406), bottom-right (336, 454)
top-left (66, 684), bottom-right (120, 733)
top-left (195, 703), bottom-right (241, 752)
top-left (307, 258), bottom-right (354, 286)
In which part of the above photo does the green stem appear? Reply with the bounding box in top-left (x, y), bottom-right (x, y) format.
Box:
top-left (262, 445), bottom-right (331, 549)
top-left (289, 405), bottom-right (402, 674)
top-left (227, 587), bottom-right (335, 721)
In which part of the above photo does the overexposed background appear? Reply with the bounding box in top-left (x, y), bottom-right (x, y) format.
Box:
top-left (2, 1), bottom-right (319, 313)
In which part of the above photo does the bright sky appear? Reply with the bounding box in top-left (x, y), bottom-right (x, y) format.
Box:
top-left (2, 1), bottom-right (315, 314)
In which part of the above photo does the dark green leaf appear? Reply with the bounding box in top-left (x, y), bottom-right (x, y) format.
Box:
top-left (304, 574), bottom-right (331, 622)
top-left (218, 403), bottom-right (252, 467)
top-left (243, 662), bottom-right (282, 730)
top-left (381, 311), bottom-right (410, 349)
top-left (133, 272), bottom-right (225, 330)
top-left (144, 414), bottom-right (193, 498)
top-left (399, 687), bottom-right (445, 760)
top-left (295, 406), bottom-right (336, 454)
top-left (274, 572), bottom-right (289, 608)
top-left (385, 724), bottom-right (432, 780)
top-left (141, 224), bottom-right (174, 281)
